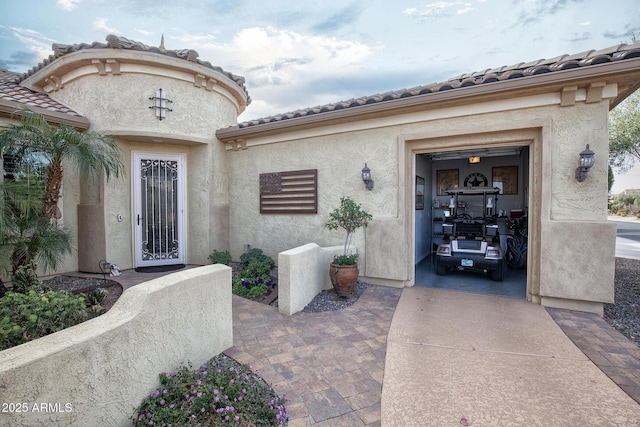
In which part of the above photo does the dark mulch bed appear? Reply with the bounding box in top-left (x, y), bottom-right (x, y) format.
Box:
top-left (43, 275), bottom-right (123, 314)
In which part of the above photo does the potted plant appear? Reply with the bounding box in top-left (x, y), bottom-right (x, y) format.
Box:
top-left (325, 196), bottom-right (373, 296)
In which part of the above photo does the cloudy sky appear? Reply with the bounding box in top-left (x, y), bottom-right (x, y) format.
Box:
top-left (0, 0), bottom-right (639, 192)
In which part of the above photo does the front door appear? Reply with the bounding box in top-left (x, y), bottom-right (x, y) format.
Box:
top-left (133, 153), bottom-right (185, 267)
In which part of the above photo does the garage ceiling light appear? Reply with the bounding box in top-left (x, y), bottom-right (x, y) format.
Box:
top-left (428, 146), bottom-right (525, 161)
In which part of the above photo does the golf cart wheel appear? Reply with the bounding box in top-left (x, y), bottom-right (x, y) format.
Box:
top-left (490, 262), bottom-right (504, 281)
top-left (436, 260), bottom-right (447, 276)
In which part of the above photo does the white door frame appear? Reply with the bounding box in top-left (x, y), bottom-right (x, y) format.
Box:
top-left (133, 152), bottom-right (186, 267)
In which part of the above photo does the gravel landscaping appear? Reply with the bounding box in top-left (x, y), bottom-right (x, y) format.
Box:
top-left (604, 257), bottom-right (640, 347)
top-left (302, 280), bottom-right (369, 312)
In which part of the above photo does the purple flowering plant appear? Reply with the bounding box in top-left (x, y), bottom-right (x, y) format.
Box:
top-left (230, 248), bottom-right (276, 301)
top-left (130, 354), bottom-right (286, 426)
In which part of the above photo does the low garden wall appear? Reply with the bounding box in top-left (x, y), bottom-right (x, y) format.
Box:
top-left (0, 264), bottom-right (232, 427)
top-left (277, 244), bottom-right (344, 315)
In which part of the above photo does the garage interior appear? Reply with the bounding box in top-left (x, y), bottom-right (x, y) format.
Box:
top-left (414, 146), bottom-right (529, 298)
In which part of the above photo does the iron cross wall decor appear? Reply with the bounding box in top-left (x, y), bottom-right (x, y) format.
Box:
top-left (149, 88), bottom-right (173, 120)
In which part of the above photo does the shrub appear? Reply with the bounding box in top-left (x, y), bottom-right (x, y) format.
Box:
top-left (86, 288), bottom-right (108, 306)
top-left (239, 248), bottom-right (274, 271)
top-left (208, 249), bottom-right (232, 266)
top-left (232, 273), bottom-right (274, 300)
top-left (231, 248), bottom-right (276, 300)
top-left (242, 258), bottom-right (273, 278)
top-left (11, 262), bottom-right (50, 294)
top-left (0, 290), bottom-right (87, 350)
top-left (332, 254), bottom-right (359, 266)
top-left (131, 354), bottom-right (286, 426)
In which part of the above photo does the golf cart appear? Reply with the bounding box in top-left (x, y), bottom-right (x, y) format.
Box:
top-left (435, 186), bottom-right (504, 281)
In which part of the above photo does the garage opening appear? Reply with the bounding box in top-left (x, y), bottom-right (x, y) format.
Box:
top-left (414, 146), bottom-right (528, 298)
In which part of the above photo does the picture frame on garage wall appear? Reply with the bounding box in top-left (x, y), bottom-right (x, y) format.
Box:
top-left (416, 176), bottom-right (425, 210)
top-left (436, 169), bottom-right (459, 195)
top-left (492, 166), bottom-right (518, 195)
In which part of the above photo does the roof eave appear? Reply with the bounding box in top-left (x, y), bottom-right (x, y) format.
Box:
top-left (216, 57), bottom-right (640, 142)
top-left (0, 99), bottom-right (90, 129)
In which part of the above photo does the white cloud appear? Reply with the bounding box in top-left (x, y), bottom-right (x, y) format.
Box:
top-left (93, 18), bottom-right (119, 34)
top-left (186, 26), bottom-right (372, 87)
top-left (179, 26), bottom-right (375, 120)
top-left (56, 0), bottom-right (80, 12)
top-left (403, 1), bottom-right (466, 17)
top-left (8, 27), bottom-right (55, 62)
top-left (457, 3), bottom-right (475, 14)
top-left (579, 21), bottom-right (591, 26)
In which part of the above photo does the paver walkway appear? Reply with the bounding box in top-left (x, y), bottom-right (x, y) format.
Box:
top-left (547, 307), bottom-right (640, 404)
top-left (70, 266), bottom-right (640, 424)
top-left (224, 285), bottom-right (402, 426)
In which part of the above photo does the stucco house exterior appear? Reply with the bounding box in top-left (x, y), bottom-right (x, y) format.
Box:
top-left (2, 35), bottom-right (640, 315)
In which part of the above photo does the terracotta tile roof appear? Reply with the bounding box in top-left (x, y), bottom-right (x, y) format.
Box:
top-left (20, 34), bottom-right (251, 105)
top-left (238, 43), bottom-right (640, 129)
top-left (0, 69), bottom-right (83, 118)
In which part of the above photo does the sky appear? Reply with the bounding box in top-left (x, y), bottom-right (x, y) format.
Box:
top-left (0, 0), bottom-right (639, 192)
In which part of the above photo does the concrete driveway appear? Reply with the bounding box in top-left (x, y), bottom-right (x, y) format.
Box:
top-left (382, 287), bottom-right (640, 426)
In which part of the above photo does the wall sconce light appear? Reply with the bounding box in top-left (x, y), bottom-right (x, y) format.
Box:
top-left (575, 144), bottom-right (595, 182)
top-left (469, 156), bottom-right (481, 164)
top-left (362, 163), bottom-right (374, 190)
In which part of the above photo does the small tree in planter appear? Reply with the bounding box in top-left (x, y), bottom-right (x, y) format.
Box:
top-left (325, 196), bottom-right (372, 296)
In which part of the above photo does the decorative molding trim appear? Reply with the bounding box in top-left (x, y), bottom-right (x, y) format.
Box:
top-left (206, 78), bottom-right (217, 91)
top-left (561, 86), bottom-right (578, 106)
top-left (44, 75), bottom-right (63, 91)
top-left (92, 59), bottom-right (107, 75)
top-left (106, 59), bottom-right (121, 75)
top-left (586, 82), bottom-right (606, 103)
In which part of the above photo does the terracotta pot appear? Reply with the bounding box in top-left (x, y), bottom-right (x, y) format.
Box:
top-left (329, 263), bottom-right (359, 297)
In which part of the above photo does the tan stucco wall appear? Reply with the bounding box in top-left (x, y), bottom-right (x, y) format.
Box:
top-left (227, 87), bottom-right (616, 310)
top-left (226, 121), bottom-right (401, 272)
top-left (277, 244), bottom-right (343, 315)
top-left (0, 265), bottom-right (233, 427)
top-left (48, 72), bottom-right (239, 141)
top-left (32, 55), bottom-right (241, 272)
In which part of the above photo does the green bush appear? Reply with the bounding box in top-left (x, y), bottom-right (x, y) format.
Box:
top-left (232, 273), bottom-right (273, 299)
top-left (0, 290), bottom-right (87, 350)
top-left (131, 354), bottom-right (286, 426)
top-left (208, 249), bottom-right (232, 266)
top-left (231, 248), bottom-right (276, 300)
top-left (242, 258), bottom-right (273, 278)
top-left (86, 288), bottom-right (108, 306)
top-left (239, 248), bottom-right (274, 271)
top-left (11, 262), bottom-right (50, 294)
top-left (332, 253), bottom-right (359, 266)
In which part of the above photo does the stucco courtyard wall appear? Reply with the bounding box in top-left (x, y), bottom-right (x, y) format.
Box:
top-left (277, 244), bottom-right (343, 315)
top-left (0, 265), bottom-right (232, 427)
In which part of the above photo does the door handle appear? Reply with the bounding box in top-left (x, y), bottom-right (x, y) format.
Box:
top-left (137, 214), bottom-right (142, 226)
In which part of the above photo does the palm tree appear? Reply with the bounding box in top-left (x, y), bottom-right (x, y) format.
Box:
top-left (0, 108), bottom-right (124, 219)
top-left (0, 172), bottom-right (72, 274)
